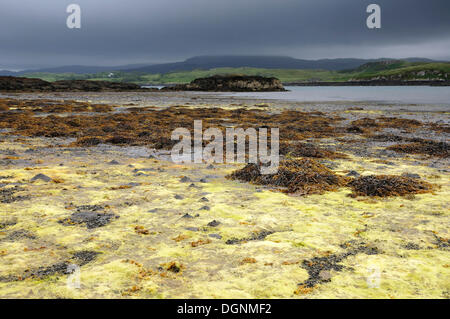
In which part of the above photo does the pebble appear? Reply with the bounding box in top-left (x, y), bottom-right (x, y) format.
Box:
top-left (207, 220), bottom-right (220, 227)
top-left (31, 173), bottom-right (52, 182)
top-left (180, 176), bottom-right (192, 183)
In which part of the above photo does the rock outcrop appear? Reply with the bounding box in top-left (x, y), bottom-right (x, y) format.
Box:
top-left (0, 76), bottom-right (146, 92)
top-left (163, 75), bottom-right (286, 92)
top-left (0, 76), bottom-right (54, 91)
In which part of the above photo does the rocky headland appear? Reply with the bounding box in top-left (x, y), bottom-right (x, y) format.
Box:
top-left (0, 76), bottom-right (150, 92)
top-left (162, 75), bottom-right (286, 92)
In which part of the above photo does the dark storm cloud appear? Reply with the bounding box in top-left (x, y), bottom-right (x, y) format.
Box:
top-left (1, 0), bottom-right (449, 68)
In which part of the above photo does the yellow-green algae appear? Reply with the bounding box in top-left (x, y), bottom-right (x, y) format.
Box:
top-left (0, 128), bottom-right (449, 299)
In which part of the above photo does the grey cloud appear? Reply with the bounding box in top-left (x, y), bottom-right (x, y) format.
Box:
top-left (0, 0), bottom-right (449, 68)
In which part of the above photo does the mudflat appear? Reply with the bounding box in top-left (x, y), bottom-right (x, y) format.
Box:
top-left (0, 91), bottom-right (448, 298)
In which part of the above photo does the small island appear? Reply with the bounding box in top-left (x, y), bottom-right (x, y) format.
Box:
top-left (162, 75), bottom-right (286, 92)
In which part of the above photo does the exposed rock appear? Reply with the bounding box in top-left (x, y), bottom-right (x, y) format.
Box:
top-left (59, 211), bottom-right (118, 228)
top-left (51, 80), bottom-right (142, 92)
top-left (3, 229), bottom-right (36, 241)
top-left (0, 186), bottom-right (29, 203)
top-left (0, 76), bottom-right (149, 92)
top-left (0, 76), bottom-right (53, 91)
top-left (207, 220), bottom-right (220, 227)
top-left (226, 230), bottom-right (274, 245)
top-left (31, 173), bottom-right (52, 182)
top-left (163, 75), bottom-right (286, 92)
top-left (179, 176), bottom-right (192, 183)
top-left (59, 205), bottom-right (119, 229)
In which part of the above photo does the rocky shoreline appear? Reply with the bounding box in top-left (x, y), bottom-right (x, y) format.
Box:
top-left (0, 76), bottom-right (153, 92)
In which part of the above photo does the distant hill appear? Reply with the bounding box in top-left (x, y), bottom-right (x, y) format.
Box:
top-left (2, 56), bottom-right (438, 76)
top-left (122, 56), bottom-right (436, 73)
top-left (0, 70), bottom-right (19, 76)
top-left (350, 61), bottom-right (450, 81)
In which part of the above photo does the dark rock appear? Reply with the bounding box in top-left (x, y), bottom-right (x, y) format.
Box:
top-left (299, 242), bottom-right (379, 288)
top-left (163, 75), bottom-right (286, 92)
top-left (0, 76), bottom-right (147, 92)
top-left (207, 220), bottom-right (220, 227)
top-left (199, 206), bottom-right (210, 211)
top-left (3, 229), bottom-right (36, 241)
top-left (404, 242), bottom-right (421, 250)
top-left (209, 234), bottom-right (222, 239)
top-left (0, 218), bottom-right (17, 229)
top-left (72, 250), bottom-right (100, 265)
top-left (31, 173), bottom-right (52, 182)
top-left (180, 176), bottom-right (192, 183)
top-left (0, 186), bottom-right (29, 203)
top-left (174, 194), bottom-right (184, 200)
top-left (59, 205), bottom-right (118, 229)
top-left (181, 213), bottom-right (194, 219)
top-left (0, 250), bottom-right (99, 282)
top-left (226, 230), bottom-right (274, 245)
top-left (199, 197), bottom-right (209, 202)
top-left (0, 76), bottom-right (53, 92)
top-left (108, 160), bottom-right (120, 165)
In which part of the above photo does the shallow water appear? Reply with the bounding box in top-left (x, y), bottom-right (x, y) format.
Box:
top-left (225, 86), bottom-right (450, 106)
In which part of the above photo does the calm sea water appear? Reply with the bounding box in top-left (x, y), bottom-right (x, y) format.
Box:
top-left (225, 86), bottom-right (450, 106)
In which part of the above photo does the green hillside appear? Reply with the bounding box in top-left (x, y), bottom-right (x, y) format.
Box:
top-left (352, 62), bottom-right (450, 81)
top-left (21, 61), bottom-right (450, 85)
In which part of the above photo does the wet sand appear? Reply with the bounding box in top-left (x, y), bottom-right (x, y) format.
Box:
top-left (0, 91), bottom-right (448, 298)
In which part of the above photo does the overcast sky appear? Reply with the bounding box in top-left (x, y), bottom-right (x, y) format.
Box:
top-left (1, 0), bottom-right (449, 69)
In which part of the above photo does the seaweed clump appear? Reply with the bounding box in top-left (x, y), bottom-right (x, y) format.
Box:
top-left (387, 140), bottom-right (449, 158)
top-left (279, 142), bottom-right (347, 159)
top-left (228, 158), bottom-right (348, 195)
top-left (348, 175), bottom-right (433, 197)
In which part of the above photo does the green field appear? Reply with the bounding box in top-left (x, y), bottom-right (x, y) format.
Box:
top-left (22, 61), bottom-right (450, 85)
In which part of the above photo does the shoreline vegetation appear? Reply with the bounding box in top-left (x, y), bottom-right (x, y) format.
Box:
top-left (4, 60), bottom-right (449, 87)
